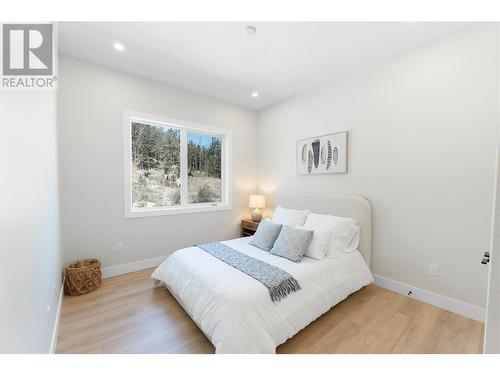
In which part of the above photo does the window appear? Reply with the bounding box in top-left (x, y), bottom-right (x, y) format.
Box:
top-left (187, 132), bottom-right (222, 204)
top-left (123, 111), bottom-right (231, 217)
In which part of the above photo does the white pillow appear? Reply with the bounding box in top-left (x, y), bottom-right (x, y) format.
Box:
top-left (272, 205), bottom-right (310, 226)
top-left (300, 213), bottom-right (334, 260)
top-left (344, 225), bottom-right (360, 253)
top-left (327, 216), bottom-right (359, 258)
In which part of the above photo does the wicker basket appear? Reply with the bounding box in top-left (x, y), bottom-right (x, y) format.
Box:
top-left (64, 259), bottom-right (102, 296)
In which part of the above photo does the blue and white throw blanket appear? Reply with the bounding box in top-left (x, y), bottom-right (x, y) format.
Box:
top-left (197, 242), bottom-right (301, 303)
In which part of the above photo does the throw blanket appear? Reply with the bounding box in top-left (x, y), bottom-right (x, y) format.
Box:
top-left (197, 242), bottom-right (301, 303)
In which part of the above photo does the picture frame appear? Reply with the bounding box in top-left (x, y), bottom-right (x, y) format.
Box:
top-left (296, 131), bottom-right (348, 175)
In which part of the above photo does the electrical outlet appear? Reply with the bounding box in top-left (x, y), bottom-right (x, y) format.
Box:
top-left (115, 243), bottom-right (124, 253)
top-left (428, 264), bottom-right (438, 276)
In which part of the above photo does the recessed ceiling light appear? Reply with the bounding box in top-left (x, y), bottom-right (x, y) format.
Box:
top-left (113, 42), bottom-right (125, 51)
top-left (251, 92), bottom-right (259, 98)
top-left (244, 26), bottom-right (257, 36)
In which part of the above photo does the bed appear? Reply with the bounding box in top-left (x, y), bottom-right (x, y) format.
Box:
top-left (151, 193), bottom-right (374, 353)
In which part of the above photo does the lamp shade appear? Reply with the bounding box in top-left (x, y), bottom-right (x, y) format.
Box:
top-left (249, 195), bottom-right (265, 209)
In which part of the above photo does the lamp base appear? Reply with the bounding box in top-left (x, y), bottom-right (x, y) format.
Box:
top-left (251, 208), bottom-right (262, 222)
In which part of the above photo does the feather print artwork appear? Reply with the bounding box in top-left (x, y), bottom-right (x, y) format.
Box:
top-left (307, 150), bottom-right (313, 173)
top-left (326, 140), bottom-right (332, 170)
top-left (320, 143), bottom-right (326, 164)
top-left (296, 131), bottom-right (347, 174)
top-left (301, 144), bottom-right (307, 163)
top-left (312, 139), bottom-right (320, 169)
top-left (332, 146), bottom-right (339, 166)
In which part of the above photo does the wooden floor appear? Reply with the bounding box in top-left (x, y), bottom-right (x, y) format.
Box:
top-left (56, 268), bottom-right (484, 354)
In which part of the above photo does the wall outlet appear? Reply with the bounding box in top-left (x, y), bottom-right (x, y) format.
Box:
top-left (428, 263), bottom-right (438, 276)
top-left (115, 242), bottom-right (124, 253)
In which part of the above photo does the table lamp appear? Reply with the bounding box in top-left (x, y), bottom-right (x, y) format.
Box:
top-left (248, 195), bottom-right (265, 222)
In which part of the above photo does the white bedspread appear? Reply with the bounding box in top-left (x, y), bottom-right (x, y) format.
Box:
top-left (151, 236), bottom-right (373, 353)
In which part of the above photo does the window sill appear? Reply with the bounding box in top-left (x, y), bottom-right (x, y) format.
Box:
top-left (125, 204), bottom-right (232, 218)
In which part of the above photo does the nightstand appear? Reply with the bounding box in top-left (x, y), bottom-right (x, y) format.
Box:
top-left (241, 219), bottom-right (260, 237)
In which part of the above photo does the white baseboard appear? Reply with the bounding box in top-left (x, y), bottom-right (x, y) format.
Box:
top-left (49, 282), bottom-right (64, 354)
top-left (374, 274), bottom-right (485, 322)
top-left (101, 255), bottom-right (168, 279)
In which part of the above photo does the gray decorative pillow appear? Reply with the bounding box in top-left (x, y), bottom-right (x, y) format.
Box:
top-left (249, 220), bottom-right (282, 251)
top-left (270, 225), bottom-right (314, 262)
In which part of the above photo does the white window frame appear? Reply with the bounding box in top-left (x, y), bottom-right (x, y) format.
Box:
top-left (123, 110), bottom-right (232, 218)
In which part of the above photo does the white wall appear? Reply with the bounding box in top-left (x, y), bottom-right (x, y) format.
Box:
top-left (57, 55), bottom-right (258, 268)
top-left (258, 25), bottom-right (499, 308)
top-left (0, 90), bottom-right (61, 353)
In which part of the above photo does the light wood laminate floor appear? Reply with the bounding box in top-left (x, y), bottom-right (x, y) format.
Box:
top-left (56, 268), bottom-right (484, 354)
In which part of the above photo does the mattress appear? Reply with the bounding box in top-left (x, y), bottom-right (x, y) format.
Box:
top-left (151, 236), bottom-right (373, 353)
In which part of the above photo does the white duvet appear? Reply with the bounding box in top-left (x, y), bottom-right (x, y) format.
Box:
top-left (151, 236), bottom-right (373, 353)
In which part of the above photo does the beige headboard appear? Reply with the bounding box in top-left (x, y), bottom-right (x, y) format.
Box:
top-left (274, 193), bottom-right (372, 268)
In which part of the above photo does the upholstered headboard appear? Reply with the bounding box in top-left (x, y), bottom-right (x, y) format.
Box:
top-left (274, 193), bottom-right (372, 268)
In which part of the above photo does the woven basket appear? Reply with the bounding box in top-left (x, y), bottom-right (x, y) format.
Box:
top-left (64, 259), bottom-right (102, 296)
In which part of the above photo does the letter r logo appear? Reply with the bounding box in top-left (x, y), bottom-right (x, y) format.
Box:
top-left (2, 24), bottom-right (53, 76)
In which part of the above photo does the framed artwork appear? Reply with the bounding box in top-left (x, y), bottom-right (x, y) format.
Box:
top-left (296, 131), bottom-right (348, 175)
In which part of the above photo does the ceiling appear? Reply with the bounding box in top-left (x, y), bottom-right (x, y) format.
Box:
top-left (59, 22), bottom-right (471, 110)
